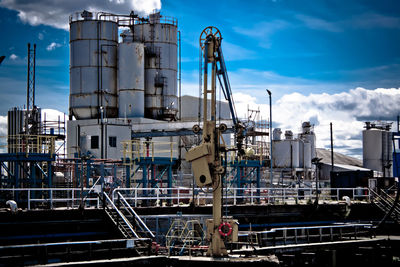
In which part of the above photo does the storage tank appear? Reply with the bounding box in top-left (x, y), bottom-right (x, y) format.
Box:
top-left (299, 122), bottom-right (316, 160)
top-left (299, 141), bottom-right (312, 169)
top-left (132, 12), bottom-right (178, 120)
top-left (272, 139), bottom-right (299, 168)
top-left (285, 130), bottom-right (293, 140)
top-left (118, 30), bottom-right (145, 118)
top-left (7, 107), bottom-right (25, 153)
top-left (273, 128), bottom-right (282, 141)
top-left (69, 11), bottom-right (118, 120)
top-left (363, 124), bottom-right (392, 175)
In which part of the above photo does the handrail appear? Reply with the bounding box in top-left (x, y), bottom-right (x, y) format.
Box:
top-left (258, 223), bottom-right (372, 235)
top-left (0, 187), bottom-right (371, 210)
top-left (117, 192), bottom-right (155, 238)
top-left (82, 177), bottom-right (101, 204)
top-left (371, 189), bottom-right (400, 215)
top-left (102, 192), bottom-right (139, 239)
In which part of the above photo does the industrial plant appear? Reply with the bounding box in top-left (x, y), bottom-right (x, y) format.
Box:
top-left (0, 9), bottom-right (399, 267)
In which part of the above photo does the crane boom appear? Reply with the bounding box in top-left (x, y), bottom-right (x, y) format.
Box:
top-left (186, 26), bottom-right (239, 257)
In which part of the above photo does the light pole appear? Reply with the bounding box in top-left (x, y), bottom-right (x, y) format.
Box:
top-left (267, 89), bottom-right (273, 186)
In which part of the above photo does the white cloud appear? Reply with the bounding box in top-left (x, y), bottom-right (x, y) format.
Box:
top-left (295, 12), bottom-right (400, 33)
top-left (38, 32), bottom-right (44, 40)
top-left (296, 14), bottom-right (342, 32)
top-left (350, 13), bottom-right (400, 29)
top-left (0, 0), bottom-right (161, 30)
top-left (233, 20), bottom-right (290, 49)
top-left (46, 42), bottom-right (62, 51)
top-left (231, 87), bottom-right (400, 158)
top-left (0, 115), bottom-right (7, 136)
top-left (9, 54), bottom-right (18, 60)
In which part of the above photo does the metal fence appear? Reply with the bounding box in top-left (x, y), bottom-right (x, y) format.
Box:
top-left (0, 187), bottom-right (371, 210)
top-left (0, 188), bottom-right (99, 210)
top-left (112, 187), bottom-right (370, 207)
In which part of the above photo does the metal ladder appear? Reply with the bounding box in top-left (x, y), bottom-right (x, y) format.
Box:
top-left (370, 189), bottom-right (400, 224)
top-left (102, 192), bottom-right (140, 239)
top-left (115, 192), bottom-right (155, 239)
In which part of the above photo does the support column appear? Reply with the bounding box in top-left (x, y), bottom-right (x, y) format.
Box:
top-left (100, 163), bottom-right (104, 194)
top-left (167, 164), bottom-right (172, 205)
top-left (125, 163), bottom-right (131, 188)
top-left (86, 159), bottom-right (91, 187)
top-left (47, 161), bottom-right (52, 188)
top-left (142, 163), bottom-right (148, 197)
top-left (256, 165), bottom-right (261, 204)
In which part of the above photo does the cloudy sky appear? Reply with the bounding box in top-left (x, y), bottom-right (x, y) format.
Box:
top-left (0, 0), bottom-right (399, 158)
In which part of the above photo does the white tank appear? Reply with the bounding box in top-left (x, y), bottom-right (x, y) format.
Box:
top-left (69, 11), bottom-right (118, 120)
top-left (301, 132), bottom-right (316, 160)
top-left (133, 12), bottom-right (178, 120)
top-left (363, 128), bottom-right (392, 173)
top-left (118, 31), bottom-right (145, 118)
top-left (299, 141), bottom-right (312, 169)
top-left (285, 130), bottom-right (293, 140)
top-left (273, 128), bottom-right (282, 141)
top-left (272, 139), bottom-right (299, 168)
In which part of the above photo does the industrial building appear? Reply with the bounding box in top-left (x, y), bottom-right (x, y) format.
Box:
top-left (0, 9), bottom-right (399, 266)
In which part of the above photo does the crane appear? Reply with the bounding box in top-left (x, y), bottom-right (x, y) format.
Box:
top-left (186, 26), bottom-right (243, 257)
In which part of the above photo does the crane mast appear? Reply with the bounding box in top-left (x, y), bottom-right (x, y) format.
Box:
top-left (186, 27), bottom-right (240, 257)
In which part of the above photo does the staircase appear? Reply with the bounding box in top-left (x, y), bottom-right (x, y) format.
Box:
top-left (370, 189), bottom-right (400, 224)
top-left (115, 192), bottom-right (155, 240)
top-left (101, 192), bottom-right (154, 255)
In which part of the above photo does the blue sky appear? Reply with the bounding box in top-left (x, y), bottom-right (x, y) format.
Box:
top-left (0, 0), bottom-right (399, 157)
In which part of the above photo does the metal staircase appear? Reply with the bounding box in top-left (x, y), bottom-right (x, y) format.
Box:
top-left (370, 189), bottom-right (400, 224)
top-left (101, 192), bottom-right (154, 255)
top-left (115, 192), bottom-right (155, 239)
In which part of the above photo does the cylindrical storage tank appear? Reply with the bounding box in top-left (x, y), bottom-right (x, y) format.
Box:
top-left (363, 128), bottom-right (392, 173)
top-left (285, 130), bottom-right (293, 140)
top-left (299, 141), bottom-right (312, 169)
top-left (302, 132), bottom-right (316, 160)
top-left (363, 129), bottom-right (382, 172)
top-left (272, 139), bottom-right (299, 168)
top-left (118, 34), bottom-right (145, 118)
top-left (133, 12), bottom-right (178, 120)
top-left (7, 107), bottom-right (25, 153)
top-left (69, 11), bottom-right (118, 120)
top-left (273, 128), bottom-right (282, 141)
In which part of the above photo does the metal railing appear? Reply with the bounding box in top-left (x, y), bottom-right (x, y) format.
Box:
top-left (117, 192), bottom-right (155, 238)
top-left (2, 134), bottom-right (56, 156)
top-left (254, 223), bottom-right (373, 247)
top-left (113, 187), bottom-right (371, 207)
top-left (102, 192), bottom-right (139, 239)
top-left (0, 187), bottom-right (371, 210)
top-left (122, 139), bottom-right (176, 164)
top-left (0, 188), bottom-right (99, 210)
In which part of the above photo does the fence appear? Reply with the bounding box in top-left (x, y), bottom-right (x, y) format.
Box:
top-left (0, 188), bottom-right (99, 210)
top-left (0, 187), bottom-right (371, 210)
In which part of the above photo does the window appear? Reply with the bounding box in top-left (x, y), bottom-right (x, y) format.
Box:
top-left (91, 136), bottom-right (99, 149)
top-left (109, 136), bottom-right (117, 148)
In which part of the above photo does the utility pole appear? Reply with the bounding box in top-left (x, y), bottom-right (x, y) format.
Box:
top-left (330, 122), bottom-right (334, 175)
top-left (267, 89), bottom-right (273, 185)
